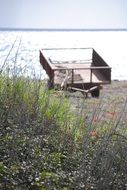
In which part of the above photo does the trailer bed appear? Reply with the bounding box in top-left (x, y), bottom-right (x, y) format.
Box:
top-left (53, 64), bottom-right (109, 84)
top-left (40, 48), bottom-right (111, 97)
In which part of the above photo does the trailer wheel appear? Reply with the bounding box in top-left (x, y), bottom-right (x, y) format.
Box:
top-left (91, 88), bottom-right (100, 97)
top-left (47, 79), bottom-right (54, 90)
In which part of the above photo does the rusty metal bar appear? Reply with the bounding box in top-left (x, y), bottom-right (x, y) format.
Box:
top-left (72, 69), bottom-right (74, 84)
top-left (53, 66), bottom-right (110, 71)
top-left (90, 69), bottom-right (92, 83)
top-left (42, 47), bottom-right (93, 50)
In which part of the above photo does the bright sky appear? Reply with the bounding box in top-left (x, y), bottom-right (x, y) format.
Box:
top-left (0, 0), bottom-right (127, 29)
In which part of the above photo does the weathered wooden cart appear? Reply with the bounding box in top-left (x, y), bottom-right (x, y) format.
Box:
top-left (40, 48), bottom-right (111, 97)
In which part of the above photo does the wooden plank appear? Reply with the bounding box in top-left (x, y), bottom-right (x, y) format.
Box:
top-left (68, 87), bottom-right (89, 93)
top-left (53, 68), bottom-right (110, 84)
top-left (68, 86), bottom-right (99, 98)
top-left (61, 70), bottom-right (71, 89)
top-left (68, 86), bottom-right (99, 93)
top-left (53, 66), bottom-right (110, 71)
top-left (52, 63), bottom-right (90, 70)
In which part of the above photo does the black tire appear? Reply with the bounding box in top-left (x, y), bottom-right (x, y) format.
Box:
top-left (47, 79), bottom-right (54, 90)
top-left (91, 88), bottom-right (100, 97)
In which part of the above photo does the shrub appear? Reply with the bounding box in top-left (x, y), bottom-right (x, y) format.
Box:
top-left (0, 73), bottom-right (127, 190)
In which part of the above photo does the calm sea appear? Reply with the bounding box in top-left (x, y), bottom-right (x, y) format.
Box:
top-left (0, 29), bottom-right (127, 80)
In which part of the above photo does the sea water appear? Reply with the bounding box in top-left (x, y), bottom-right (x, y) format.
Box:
top-left (0, 30), bottom-right (127, 80)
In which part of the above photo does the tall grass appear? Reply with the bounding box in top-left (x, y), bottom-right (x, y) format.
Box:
top-left (0, 73), bottom-right (84, 190)
top-left (0, 44), bottom-right (127, 189)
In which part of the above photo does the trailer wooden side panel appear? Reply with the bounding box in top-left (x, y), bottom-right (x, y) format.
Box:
top-left (92, 49), bottom-right (111, 82)
top-left (40, 51), bottom-right (54, 81)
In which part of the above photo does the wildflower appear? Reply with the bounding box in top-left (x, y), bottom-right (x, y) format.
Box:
top-left (93, 117), bottom-right (98, 123)
top-left (90, 131), bottom-right (98, 137)
top-left (107, 111), bottom-right (116, 117)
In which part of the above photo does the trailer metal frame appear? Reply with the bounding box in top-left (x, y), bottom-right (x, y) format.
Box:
top-left (40, 48), bottom-right (111, 97)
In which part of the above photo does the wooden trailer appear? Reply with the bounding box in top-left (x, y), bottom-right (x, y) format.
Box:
top-left (40, 48), bottom-right (111, 97)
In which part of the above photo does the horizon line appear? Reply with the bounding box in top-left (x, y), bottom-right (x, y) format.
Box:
top-left (0, 27), bottom-right (127, 31)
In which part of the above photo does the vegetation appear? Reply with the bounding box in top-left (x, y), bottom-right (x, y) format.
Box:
top-left (0, 74), bottom-right (83, 190)
top-left (0, 72), bottom-right (127, 189)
